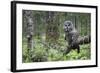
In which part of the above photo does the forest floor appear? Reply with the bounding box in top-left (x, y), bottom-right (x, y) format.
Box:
top-left (22, 37), bottom-right (91, 63)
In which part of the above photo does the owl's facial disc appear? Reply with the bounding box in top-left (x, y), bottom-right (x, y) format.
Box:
top-left (64, 21), bottom-right (73, 32)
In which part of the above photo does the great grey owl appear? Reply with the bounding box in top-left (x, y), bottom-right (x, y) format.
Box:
top-left (64, 21), bottom-right (80, 54)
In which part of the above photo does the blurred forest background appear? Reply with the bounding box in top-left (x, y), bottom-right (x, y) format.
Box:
top-left (22, 10), bottom-right (91, 63)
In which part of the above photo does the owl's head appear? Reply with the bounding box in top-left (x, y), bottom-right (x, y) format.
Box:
top-left (64, 21), bottom-right (74, 32)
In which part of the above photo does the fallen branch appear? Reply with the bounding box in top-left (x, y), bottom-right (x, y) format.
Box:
top-left (78, 35), bottom-right (91, 45)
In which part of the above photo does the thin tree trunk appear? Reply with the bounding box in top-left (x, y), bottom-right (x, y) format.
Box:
top-left (24, 11), bottom-right (34, 49)
top-left (46, 12), bottom-right (59, 44)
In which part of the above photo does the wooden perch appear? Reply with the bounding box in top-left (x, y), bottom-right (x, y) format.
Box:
top-left (78, 35), bottom-right (91, 45)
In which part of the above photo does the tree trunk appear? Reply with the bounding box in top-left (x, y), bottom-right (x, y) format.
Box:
top-left (46, 12), bottom-right (59, 44)
top-left (24, 11), bottom-right (34, 49)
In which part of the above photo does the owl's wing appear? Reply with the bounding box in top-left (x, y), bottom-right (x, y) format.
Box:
top-left (71, 31), bottom-right (79, 44)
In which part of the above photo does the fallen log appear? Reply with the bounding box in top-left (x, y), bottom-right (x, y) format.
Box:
top-left (63, 35), bottom-right (91, 54)
top-left (78, 35), bottom-right (91, 45)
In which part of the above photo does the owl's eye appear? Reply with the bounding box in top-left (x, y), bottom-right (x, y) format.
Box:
top-left (65, 24), bottom-right (67, 26)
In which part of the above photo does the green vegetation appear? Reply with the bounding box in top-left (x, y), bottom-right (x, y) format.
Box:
top-left (22, 37), bottom-right (91, 63)
top-left (22, 10), bottom-right (91, 63)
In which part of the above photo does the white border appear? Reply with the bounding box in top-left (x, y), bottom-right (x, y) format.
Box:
top-left (16, 4), bottom-right (96, 70)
